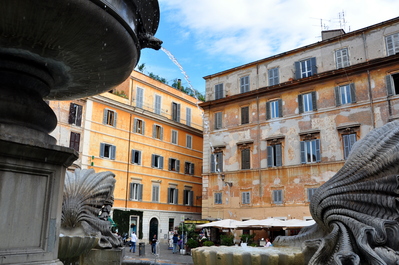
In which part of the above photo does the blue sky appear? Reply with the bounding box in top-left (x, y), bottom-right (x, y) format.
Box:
top-left (138, 0), bottom-right (399, 95)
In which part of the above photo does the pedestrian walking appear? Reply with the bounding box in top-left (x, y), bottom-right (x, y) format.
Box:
top-left (130, 231), bottom-right (137, 253)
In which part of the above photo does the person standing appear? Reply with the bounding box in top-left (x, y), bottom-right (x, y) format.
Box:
top-left (130, 231), bottom-right (137, 253)
top-left (172, 233), bottom-right (179, 254)
top-left (265, 238), bottom-right (273, 247)
top-left (151, 234), bottom-right (157, 254)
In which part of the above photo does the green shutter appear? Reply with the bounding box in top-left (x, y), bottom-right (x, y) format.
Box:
top-left (298, 94), bottom-right (303, 114)
top-left (386, 75), bottom-right (394, 96)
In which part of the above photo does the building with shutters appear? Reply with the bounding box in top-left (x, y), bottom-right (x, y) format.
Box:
top-left (199, 17), bottom-right (399, 239)
top-left (50, 70), bottom-right (203, 243)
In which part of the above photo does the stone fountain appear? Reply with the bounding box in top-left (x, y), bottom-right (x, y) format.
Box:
top-left (0, 1), bottom-right (161, 264)
top-left (192, 120), bottom-right (399, 265)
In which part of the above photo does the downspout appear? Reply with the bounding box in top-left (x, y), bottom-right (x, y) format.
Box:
top-left (367, 70), bottom-right (375, 128)
top-left (256, 64), bottom-right (262, 198)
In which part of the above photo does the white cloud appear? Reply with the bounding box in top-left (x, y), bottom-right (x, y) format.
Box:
top-left (159, 0), bottom-right (399, 63)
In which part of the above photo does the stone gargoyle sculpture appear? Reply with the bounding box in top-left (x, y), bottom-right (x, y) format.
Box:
top-left (274, 120), bottom-right (399, 265)
top-left (61, 169), bottom-right (122, 249)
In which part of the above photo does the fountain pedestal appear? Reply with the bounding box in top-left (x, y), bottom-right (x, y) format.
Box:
top-left (0, 127), bottom-right (77, 265)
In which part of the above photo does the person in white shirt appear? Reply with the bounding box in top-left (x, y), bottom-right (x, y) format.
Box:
top-left (265, 238), bottom-right (273, 247)
top-left (130, 231), bottom-right (138, 253)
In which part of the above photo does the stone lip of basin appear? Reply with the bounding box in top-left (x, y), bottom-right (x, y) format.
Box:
top-left (191, 246), bottom-right (305, 265)
top-left (58, 234), bottom-right (100, 262)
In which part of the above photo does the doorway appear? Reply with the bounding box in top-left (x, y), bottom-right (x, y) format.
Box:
top-left (149, 217), bottom-right (159, 241)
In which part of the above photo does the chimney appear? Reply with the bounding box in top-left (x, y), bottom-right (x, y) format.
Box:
top-left (321, 29), bottom-right (345, 40)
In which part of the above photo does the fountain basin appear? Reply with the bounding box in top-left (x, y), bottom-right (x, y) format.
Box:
top-left (58, 235), bottom-right (100, 264)
top-left (191, 246), bottom-right (305, 265)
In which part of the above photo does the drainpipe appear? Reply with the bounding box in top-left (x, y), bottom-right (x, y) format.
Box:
top-left (367, 70), bottom-right (375, 128)
top-left (256, 95), bottom-right (262, 198)
top-left (125, 113), bottom-right (132, 210)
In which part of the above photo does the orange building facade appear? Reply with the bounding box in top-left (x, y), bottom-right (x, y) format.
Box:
top-left (50, 71), bottom-right (203, 243)
top-left (200, 17), bottom-right (399, 238)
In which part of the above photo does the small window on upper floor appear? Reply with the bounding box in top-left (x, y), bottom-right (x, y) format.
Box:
top-left (184, 162), bottom-right (195, 175)
top-left (386, 73), bottom-right (399, 96)
top-left (68, 103), bottom-right (82, 126)
top-left (267, 140), bottom-right (283, 168)
top-left (153, 124), bottom-right (163, 140)
top-left (300, 134), bottom-right (321, 164)
top-left (215, 83), bottom-right (224, 100)
top-left (151, 154), bottom-right (164, 169)
top-left (168, 187), bottom-right (178, 204)
top-left (272, 190), bottom-right (283, 204)
top-left (241, 106), bottom-right (249, 124)
top-left (266, 99), bottom-right (283, 120)
top-left (184, 189), bottom-right (193, 206)
top-left (385, 32), bottom-right (399, 56)
top-left (214, 112), bottom-right (222, 130)
top-left (133, 118), bottom-right (145, 135)
top-left (242, 191), bottom-right (251, 204)
top-left (335, 84), bottom-right (356, 106)
top-left (130, 183), bottom-right (143, 201)
top-left (131, 149), bottom-right (142, 165)
top-left (298, 92), bottom-right (317, 113)
top-left (70, 132), bottom-right (80, 152)
top-left (172, 102), bottom-right (181, 122)
top-left (343, 134), bottom-right (357, 160)
top-left (168, 158), bottom-right (180, 172)
top-left (335, 48), bottom-right (350, 69)
top-left (155, 95), bottom-right (162, 115)
top-left (186, 134), bottom-right (192, 149)
top-left (100, 143), bottom-right (116, 160)
top-left (214, 192), bottom-right (222, 204)
top-left (295, 57), bottom-right (317, 79)
top-left (136, 87), bottom-right (144, 108)
top-left (268, 67), bottom-right (279, 86)
top-left (171, 130), bottom-right (178, 144)
top-left (240, 76), bottom-right (250, 93)
top-left (186, 107), bottom-right (192, 126)
top-left (103, 109), bottom-right (117, 127)
top-left (241, 148), bottom-right (251, 170)
top-left (211, 152), bottom-right (223, 173)
top-left (307, 188), bottom-right (317, 202)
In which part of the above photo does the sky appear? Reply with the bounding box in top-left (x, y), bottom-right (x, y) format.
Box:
top-left (138, 0), bottom-right (399, 95)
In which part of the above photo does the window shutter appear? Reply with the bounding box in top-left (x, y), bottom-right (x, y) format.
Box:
top-left (350, 83), bottom-right (356, 103)
top-left (278, 99), bottom-right (283, 117)
top-left (336, 49), bottom-right (343, 68)
top-left (167, 188), bottom-right (171, 204)
top-left (160, 156), bottom-right (164, 169)
top-left (294, 61), bottom-right (301, 79)
top-left (267, 146), bottom-right (273, 167)
top-left (386, 75), bottom-right (394, 96)
top-left (138, 151), bottom-right (142, 165)
top-left (160, 127), bottom-right (164, 140)
top-left (138, 184), bottom-right (143, 201)
top-left (310, 57), bottom-right (317, 75)
top-left (113, 112), bottom-right (117, 127)
top-left (300, 141), bottom-right (306, 164)
top-left (186, 108), bottom-right (191, 126)
top-left (343, 135), bottom-right (350, 159)
top-left (242, 149), bottom-right (250, 169)
top-left (311, 91), bottom-right (317, 110)
top-left (133, 118), bottom-right (137, 132)
top-left (131, 150), bottom-right (135, 163)
top-left (386, 35), bottom-right (394, 56)
top-left (168, 158), bottom-right (172, 170)
top-left (335, 87), bottom-right (341, 106)
top-left (217, 153), bottom-right (223, 172)
top-left (190, 163), bottom-right (195, 175)
top-left (210, 154), bottom-right (215, 172)
top-left (151, 154), bottom-right (155, 167)
top-left (241, 106), bottom-right (249, 124)
top-left (76, 105), bottom-right (82, 126)
top-left (176, 104), bottom-right (181, 122)
top-left (103, 109), bottom-right (108, 124)
top-left (68, 103), bottom-right (75, 124)
top-left (315, 139), bottom-right (321, 162)
top-left (129, 183), bottom-right (134, 199)
top-left (189, 191), bottom-right (194, 206)
top-left (152, 125), bottom-right (156, 138)
top-left (142, 121), bottom-right (145, 135)
top-left (174, 189), bottom-right (179, 204)
top-left (110, 145), bottom-right (116, 160)
top-left (215, 112), bottom-right (222, 129)
top-left (100, 143), bottom-right (105, 157)
top-left (176, 160), bottom-right (180, 172)
top-left (298, 94), bottom-right (303, 114)
top-left (266, 102), bottom-right (271, 120)
top-left (275, 144), bottom-right (282, 167)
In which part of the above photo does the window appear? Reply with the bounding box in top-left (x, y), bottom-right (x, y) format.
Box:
top-left (168, 158), bottom-right (180, 172)
top-left (131, 150), bottom-right (142, 165)
top-left (266, 99), bottom-right (282, 120)
top-left (335, 84), bottom-right (356, 106)
top-left (335, 48), bottom-right (350, 69)
top-left (184, 189), bottom-right (193, 206)
top-left (214, 192), bottom-right (222, 204)
top-left (100, 143), bottom-right (116, 160)
top-left (153, 124), bottom-right (163, 140)
top-left (242, 192), bottom-right (251, 204)
top-left (386, 73), bottom-right (399, 96)
top-left (273, 190), bottom-right (283, 204)
top-left (300, 139), bottom-right (321, 163)
top-left (151, 154), bottom-right (164, 169)
top-left (267, 144), bottom-right (282, 167)
top-left (298, 92), bottom-right (317, 113)
top-left (185, 162), bottom-right (195, 175)
top-left (214, 112), bottom-right (222, 130)
top-left (186, 107), bottom-right (192, 126)
top-left (215, 83), bottom-right (224, 100)
top-left (186, 135), bottom-right (192, 149)
top-left (172, 102), bottom-right (181, 122)
top-left (295, 57), bottom-right (317, 79)
top-left (307, 188), bottom-right (317, 202)
top-left (130, 183), bottom-right (143, 201)
top-left (103, 109), bottom-right (117, 126)
top-left (211, 152), bottom-right (223, 173)
top-left (241, 106), bottom-right (249, 124)
top-left (171, 130), bottom-right (178, 144)
top-left (343, 133), bottom-right (357, 160)
top-left (241, 148), bottom-right (251, 169)
top-left (268, 67), bottom-right (279, 86)
top-left (133, 118), bottom-right (145, 135)
top-left (386, 32), bottom-right (399, 56)
top-left (136, 87), bottom-right (144, 108)
top-left (168, 187), bottom-right (178, 204)
top-left (155, 95), bottom-right (161, 115)
top-left (240, 76), bottom-right (250, 93)
top-left (68, 103), bottom-right (82, 126)
top-left (152, 184), bottom-right (160, 202)
top-left (69, 132), bottom-right (80, 152)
